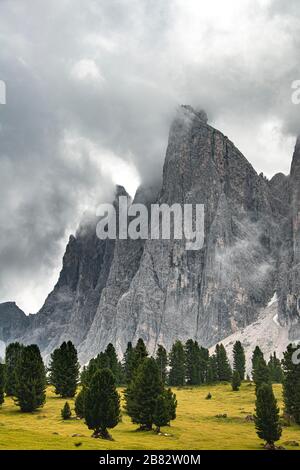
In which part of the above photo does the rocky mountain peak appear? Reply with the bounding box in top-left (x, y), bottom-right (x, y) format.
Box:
top-left (1, 108), bottom-right (299, 363)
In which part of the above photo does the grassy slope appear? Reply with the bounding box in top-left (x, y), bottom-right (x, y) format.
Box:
top-left (0, 383), bottom-right (299, 450)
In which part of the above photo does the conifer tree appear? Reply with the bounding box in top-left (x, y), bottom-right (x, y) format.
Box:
top-left (0, 363), bottom-right (5, 406)
top-left (15, 344), bottom-right (46, 412)
top-left (4, 342), bottom-right (23, 396)
top-left (216, 344), bottom-right (232, 381)
top-left (251, 346), bottom-right (264, 377)
top-left (253, 355), bottom-right (270, 394)
top-left (75, 388), bottom-right (86, 418)
top-left (153, 395), bottom-right (169, 433)
top-left (233, 341), bottom-right (246, 381)
top-left (49, 341), bottom-right (80, 397)
top-left (84, 368), bottom-right (120, 439)
top-left (199, 346), bottom-right (209, 383)
top-left (185, 339), bottom-right (199, 385)
top-left (105, 343), bottom-right (122, 384)
top-left (81, 358), bottom-right (98, 387)
top-left (268, 352), bottom-right (283, 383)
top-left (231, 370), bottom-right (241, 391)
top-left (254, 383), bottom-right (282, 449)
top-left (61, 401), bottom-right (72, 420)
top-left (207, 355), bottom-right (218, 383)
top-left (169, 340), bottom-right (186, 386)
top-left (123, 342), bottom-right (135, 384)
top-left (125, 357), bottom-right (163, 430)
top-left (132, 338), bottom-right (148, 373)
top-left (164, 387), bottom-right (177, 424)
top-left (155, 345), bottom-right (168, 384)
top-left (282, 343), bottom-right (300, 424)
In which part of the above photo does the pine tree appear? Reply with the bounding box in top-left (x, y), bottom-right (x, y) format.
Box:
top-left (282, 343), bottom-right (300, 424)
top-left (14, 344), bottom-right (46, 412)
top-left (155, 345), bottom-right (168, 384)
top-left (233, 341), bottom-right (246, 381)
top-left (164, 387), bottom-right (177, 424)
top-left (75, 389), bottom-right (86, 418)
top-left (169, 340), bottom-right (186, 386)
top-left (254, 383), bottom-right (282, 448)
top-left (132, 338), bottom-right (148, 374)
top-left (105, 344), bottom-right (123, 384)
top-left (231, 370), bottom-right (241, 391)
top-left (253, 355), bottom-right (270, 394)
top-left (207, 354), bottom-right (218, 383)
top-left (185, 339), bottom-right (200, 385)
top-left (81, 358), bottom-right (98, 387)
top-left (49, 341), bottom-right (80, 397)
top-left (61, 401), bottom-right (72, 420)
top-left (199, 346), bottom-right (209, 383)
top-left (268, 352), bottom-right (283, 383)
top-left (153, 395), bottom-right (169, 433)
top-left (84, 368), bottom-right (120, 439)
top-left (123, 342), bottom-right (135, 384)
top-left (4, 342), bottom-right (23, 396)
top-left (125, 357), bottom-right (163, 430)
top-left (0, 363), bottom-right (5, 405)
top-left (251, 346), bottom-right (264, 378)
top-left (216, 344), bottom-right (232, 381)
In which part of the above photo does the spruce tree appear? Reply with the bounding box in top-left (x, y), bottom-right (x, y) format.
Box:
top-left (268, 352), bottom-right (283, 384)
top-left (169, 340), bottom-right (186, 386)
top-left (231, 370), bottom-right (241, 391)
top-left (49, 341), bottom-right (80, 397)
top-left (125, 357), bottom-right (163, 430)
top-left (207, 354), bottom-right (218, 383)
top-left (155, 345), bottom-right (168, 384)
top-left (199, 346), bottom-right (209, 383)
top-left (185, 339), bottom-right (200, 385)
top-left (15, 344), bottom-right (46, 412)
top-left (75, 389), bottom-right (86, 418)
top-left (61, 401), bottom-right (72, 420)
top-left (153, 395), bottom-right (169, 433)
top-left (84, 368), bottom-right (120, 439)
top-left (233, 341), bottom-right (246, 381)
top-left (216, 344), bottom-right (232, 381)
top-left (282, 343), bottom-right (300, 423)
top-left (105, 344), bottom-right (122, 384)
top-left (251, 346), bottom-right (264, 378)
top-left (164, 387), bottom-right (177, 424)
top-left (0, 363), bottom-right (5, 405)
top-left (132, 338), bottom-right (148, 373)
top-left (253, 355), bottom-right (270, 394)
top-left (123, 342), bottom-right (135, 384)
top-left (5, 342), bottom-right (23, 396)
top-left (254, 383), bottom-right (282, 449)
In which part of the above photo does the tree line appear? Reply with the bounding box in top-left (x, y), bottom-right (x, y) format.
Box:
top-left (0, 338), bottom-right (299, 446)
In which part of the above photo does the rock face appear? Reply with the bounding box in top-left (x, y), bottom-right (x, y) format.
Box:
top-left (81, 106), bottom-right (282, 360)
top-left (0, 302), bottom-right (29, 343)
top-left (0, 105), bottom-right (299, 362)
top-left (278, 137), bottom-right (300, 340)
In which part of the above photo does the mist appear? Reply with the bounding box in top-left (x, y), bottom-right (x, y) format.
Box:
top-left (0, 0), bottom-right (299, 312)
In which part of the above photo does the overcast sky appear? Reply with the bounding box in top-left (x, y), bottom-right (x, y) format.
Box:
top-left (0, 0), bottom-right (299, 313)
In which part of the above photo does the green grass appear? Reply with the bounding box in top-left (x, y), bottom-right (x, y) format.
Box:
top-left (0, 383), bottom-right (299, 450)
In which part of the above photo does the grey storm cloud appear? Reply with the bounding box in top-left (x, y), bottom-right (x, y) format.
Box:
top-left (0, 0), bottom-right (299, 312)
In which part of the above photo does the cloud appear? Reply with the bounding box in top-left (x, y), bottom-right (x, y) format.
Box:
top-left (0, 0), bottom-right (299, 312)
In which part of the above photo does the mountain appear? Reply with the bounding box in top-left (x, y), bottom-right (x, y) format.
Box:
top-left (210, 296), bottom-right (289, 374)
top-left (0, 106), bottom-right (299, 362)
top-left (0, 302), bottom-right (29, 358)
